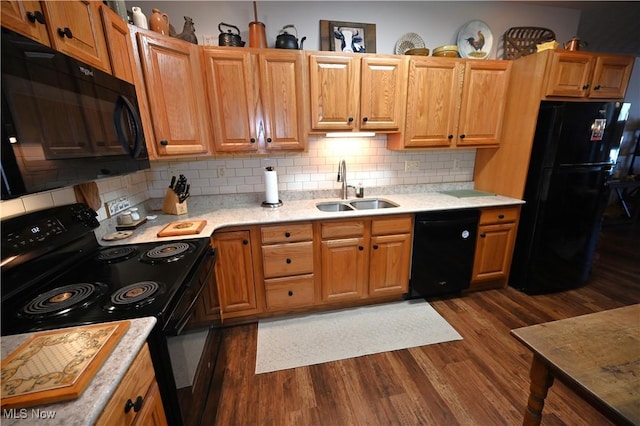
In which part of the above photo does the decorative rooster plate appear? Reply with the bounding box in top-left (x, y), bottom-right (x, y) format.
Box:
top-left (456, 20), bottom-right (492, 59)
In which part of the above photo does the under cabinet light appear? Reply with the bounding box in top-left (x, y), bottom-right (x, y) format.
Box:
top-left (325, 132), bottom-right (376, 138)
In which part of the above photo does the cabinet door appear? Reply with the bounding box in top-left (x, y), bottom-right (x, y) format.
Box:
top-left (99, 5), bottom-right (135, 83)
top-left (359, 55), bottom-right (407, 131)
top-left (203, 49), bottom-right (259, 153)
top-left (402, 58), bottom-right (462, 148)
top-left (1, 0), bottom-right (50, 44)
top-left (309, 53), bottom-right (360, 131)
top-left (213, 231), bottom-right (259, 316)
top-left (544, 52), bottom-right (594, 98)
top-left (471, 222), bottom-right (517, 283)
top-left (457, 60), bottom-right (511, 147)
top-left (259, 50), bottom-right (307, 151)
top-left (137, 32), bottom-right (211, 156)
top-left (588, 54), bottom-right (634, 99)
top-left (132, 381), bottom-right (168, 426)
top-left (41, 0), bottom-right (111, 72)
top-left (369, 233), bottom-right (411, 296)
top-left (321, 237), bottom-right (367, 301)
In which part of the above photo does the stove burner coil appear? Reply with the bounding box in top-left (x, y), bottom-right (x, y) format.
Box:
top-left (141, 242), bottom-right (193, 264)
top-left (96, 246), bottom-right (137, 263)
top-left (21, 283), bottom-right (106, 318)
top-left (110, 281), bottom-right (161, 307)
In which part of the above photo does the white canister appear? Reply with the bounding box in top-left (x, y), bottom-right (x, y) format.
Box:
top-left (129, 207), bottom-right (141, 221)
top-left (131, 7), bottom-right (148, 29)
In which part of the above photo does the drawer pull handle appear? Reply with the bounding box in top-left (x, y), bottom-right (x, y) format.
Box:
top-left (594, 85), bottom-right (601, 90)
top-left (373, 244), bottom-right (379, 250)
top-left (582, 84), bottom-right (590, 90)
top-left (358, 246), bottom-right (364, 251)
top-left (288, 290), bottom-right (293, 296)
top-left (124, 396), bottom-right (144, 413)
top-left (285, 232), bottom-right (291, 238)
top-left (480, 233), bottom-right (486, 238)
top-left (459, 134), bottom-right (466, 139)
top-left (242, 239), bottom-right (249, 245)
top-left (498, 214), bottom-right (505, 219)
top-left (160, 140), bottom-right (168, 146)
top-left (286, 258), bottom-right (292, 264)
top-left (448, 134), bottom-right (453, 139)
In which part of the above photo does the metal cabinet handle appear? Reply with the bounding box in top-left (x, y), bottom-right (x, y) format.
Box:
top-left (498, 214), bottom-right (505, 219)
top-left (26, 11), bottom-right (45, 24)
top-left (594, 85), bottom-right (601, 90)
top-left (459, 134), bottom-right (466, 139)
top-left (160, 140), bottom-right (168, 146)
top-left (57, 27), bottom-right (73, 38)
top-left (242, 239), bottom-right (249, 245)
top-left (124, 396), bottom-right (143, 413)
top-left (285, 232), bottom-right (291, 238)
top-left (358, 246), bottom-right (364, 251)
top-left (250, 137), bottom-right (256, 143)
top-left (480, 233), bottom-right (486, 238)
top-left (362, 117), bottom-right (368, 122)
top-left (266, 137), bottom-right (272, 143)
top-left (373, 244), bottom-right (379, 250)
top-left (288, 290), bottom-right (293, 296)
top-left (348, 117), bottom-right (354, 123)
top-left (582, 84), bottom-right (590, 90)
top-left (448, 135), bottom-right (454, 139)
top-left (286, 258), bottom-right (292, 264)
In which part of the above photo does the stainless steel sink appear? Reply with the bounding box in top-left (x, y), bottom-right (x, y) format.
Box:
top-left (316, 202), bottom-right (354, 212)
top-left (349, 198), bottom-right (399, 210)
top-left (315, 198), bottom-right (399, 212)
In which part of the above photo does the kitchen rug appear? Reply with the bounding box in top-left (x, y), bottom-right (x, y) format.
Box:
top-left (255, 300), bottom-right (462, 374)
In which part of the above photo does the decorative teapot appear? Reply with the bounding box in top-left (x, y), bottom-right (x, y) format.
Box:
top-left (563, 37), bottom-right (587, 51)
top-left (275, 25), bottom-right (306, 50)
top-left (218, 22), bottom-right (245, 47)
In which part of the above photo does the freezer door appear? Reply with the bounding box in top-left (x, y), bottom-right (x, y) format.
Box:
top-left (511, 165), bottom-right (611, 293)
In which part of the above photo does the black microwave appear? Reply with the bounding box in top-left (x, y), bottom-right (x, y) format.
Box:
top-left (1, 27), bottom-right (150, 200)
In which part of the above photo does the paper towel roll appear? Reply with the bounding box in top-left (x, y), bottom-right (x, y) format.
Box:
top-left (264, 167), bottom-right (279, 204)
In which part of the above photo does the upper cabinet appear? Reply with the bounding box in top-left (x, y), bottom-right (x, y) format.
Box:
top-left (544, 51), bottom-right (634, 100)
top-left (202, 48), bottom-right (308, 154)
top-left (2, 0), bottom-right (111, 73)
top-left (308, 52), bottom-right (408, 133)
top-left (387, 58), bottom-right (511, 150)
top-left (99, 5), bottom-right (135, 83)
top-left (134, 29), bottom-right (212, 157)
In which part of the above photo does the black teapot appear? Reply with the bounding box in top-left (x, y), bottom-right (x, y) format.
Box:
top-left (275, 25), bottom-right (306, 49)
top-left (218, 22), bottom-right (245, 47)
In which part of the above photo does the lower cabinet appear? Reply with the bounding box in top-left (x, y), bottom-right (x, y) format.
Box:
top-left (470, 206), bottom-right (520, 290)
top-left (96, 343), bottom-right (167, 426)
top-left (368, 216), bottom-right (413, 296)
top-left (212, 230), bottom-right (260, 320)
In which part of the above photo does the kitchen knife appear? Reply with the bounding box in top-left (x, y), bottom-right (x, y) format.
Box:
top-left (169, 175), bottom-right (176, 189)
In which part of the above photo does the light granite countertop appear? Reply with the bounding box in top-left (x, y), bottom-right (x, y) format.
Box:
top-left (0, 317), bottom-right (156, 426)
top-left (95, 185), bottom-right (524, 246)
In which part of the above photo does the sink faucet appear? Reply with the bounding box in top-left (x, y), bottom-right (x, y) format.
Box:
top-left (337, 159), bottom-right (354, 199)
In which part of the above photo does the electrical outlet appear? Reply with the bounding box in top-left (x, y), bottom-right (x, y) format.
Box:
top-left (217, 167), bottom-right (226, 177)
top-left (104, 196), bottom-right (131, 218)
top-left (404, 160), bottom-right (421, 172)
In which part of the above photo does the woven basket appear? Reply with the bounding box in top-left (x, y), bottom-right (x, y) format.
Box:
top-left (503, 27), bottom-right (556, 59)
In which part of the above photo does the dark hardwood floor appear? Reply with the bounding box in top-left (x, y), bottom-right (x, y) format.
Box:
top-left (213, 222), bottom-right (640, 425)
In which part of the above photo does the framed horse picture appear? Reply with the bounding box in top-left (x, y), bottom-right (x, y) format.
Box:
top-left (320, 20), bottom-right (376, 53)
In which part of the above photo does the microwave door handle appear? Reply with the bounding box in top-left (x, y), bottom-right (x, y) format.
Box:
top-left (113, 95), bottom-right (144, 158)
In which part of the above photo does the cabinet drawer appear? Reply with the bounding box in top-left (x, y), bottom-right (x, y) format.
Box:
top-left (265, 275), bottom-right (315, 309)
top-left (321, 220), bottom-right (365, 239)
top-left (261, 223), bottom-right (313, 244)
top-left (262, 242), bottom-right (313, 278)
top-left (479, 206), bottom-right (520, 225)
top-left (372, 215), bottom-right (413, 235)
top-left (97, 344), bottom-right (155, 426)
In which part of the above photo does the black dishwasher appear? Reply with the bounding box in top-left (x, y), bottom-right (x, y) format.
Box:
top-left (408, 209), bottom-right (479, 298)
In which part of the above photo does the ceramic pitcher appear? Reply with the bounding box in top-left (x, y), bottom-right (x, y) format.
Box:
top-left (149, 8), bottom-right (170, 35)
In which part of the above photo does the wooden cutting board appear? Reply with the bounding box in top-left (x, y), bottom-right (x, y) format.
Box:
top-left (157, 220), bottom-right (207, 237)
top-left (0, 321), bottom-right (130, 409)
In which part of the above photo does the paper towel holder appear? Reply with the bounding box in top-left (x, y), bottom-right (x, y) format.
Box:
top-left (262, 166), bottom-right (283, 208)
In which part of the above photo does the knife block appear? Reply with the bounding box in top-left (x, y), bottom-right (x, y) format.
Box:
top-left (162, 189), bottom-right (188, 215)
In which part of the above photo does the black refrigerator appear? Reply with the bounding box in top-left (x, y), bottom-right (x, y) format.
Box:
top-left (510, 101), bottom-right (630, 294)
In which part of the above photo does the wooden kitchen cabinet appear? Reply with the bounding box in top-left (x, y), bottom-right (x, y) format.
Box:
top-left (1, 0), bottom-right (50, 45)
top-left (99, 5), bottom-right (136, 83)
top-left (470, 205), bottom-right (520, 290)
top-left (544, 51), bottom-right (634, 99)
top-left (202, 48), bottom-right (307, 154)
top-left (134, 28), bottom-right (212, 157)
top-left (368, 216), bottom-right (413, 296)
top-left (308, 52), bottom-right (408, 133)
top-left (261, 223), bottom-right (315, 310)
top-left (320, 220), bottom-right (368, 301)
top-left (96, 343), bottom-right (167, 426)
top-left (212, 230), bottom-right (261, 320)
top-left (387, 57), bottom-right (511, 149)
top-left (2, 0), bottom-right (111, 73)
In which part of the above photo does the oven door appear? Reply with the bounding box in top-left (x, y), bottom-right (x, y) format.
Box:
top-left (162, 248), bottom-right (216, 335)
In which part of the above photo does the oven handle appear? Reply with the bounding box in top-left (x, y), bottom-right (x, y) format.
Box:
top-left (165, 247), bottom-right (216, 335)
